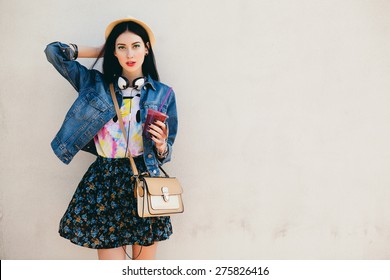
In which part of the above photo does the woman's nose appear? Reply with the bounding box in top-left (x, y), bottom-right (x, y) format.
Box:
top-left (126, 49), bottom-right (133, 58)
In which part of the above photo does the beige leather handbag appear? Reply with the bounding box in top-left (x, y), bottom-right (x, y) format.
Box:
top-left (110, 84), bottom-right (184, 218)
top-left (136, 168), bottom-right (184, 217)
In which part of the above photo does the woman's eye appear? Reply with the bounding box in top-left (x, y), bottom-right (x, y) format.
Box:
top-left (117, 45), bottom-right (126, 50)
top-left (133, 44), bottom-right (141, 48)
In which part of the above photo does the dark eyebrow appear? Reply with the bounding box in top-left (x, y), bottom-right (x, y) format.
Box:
top-left (116, 42), bottom-right (142, 46)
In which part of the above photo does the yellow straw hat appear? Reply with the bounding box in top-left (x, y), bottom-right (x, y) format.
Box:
top-left (105, 16), bottom-right (156, 46)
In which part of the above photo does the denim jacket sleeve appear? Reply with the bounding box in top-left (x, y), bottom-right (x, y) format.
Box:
top-left (44, 41), bottom-right (95, 92)
top-left (156, 88), bottom-right (178, 165)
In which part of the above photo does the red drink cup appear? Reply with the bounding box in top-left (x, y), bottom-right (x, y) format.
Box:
top-left (144, 109), bottom-right (169, 138)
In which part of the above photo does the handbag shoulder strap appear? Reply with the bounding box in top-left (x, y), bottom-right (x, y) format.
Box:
top-left (109, 83), bottom-right (139, 176)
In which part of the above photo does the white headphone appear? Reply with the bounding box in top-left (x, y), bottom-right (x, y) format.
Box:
top-left (117, 76), bottom-right (146, 90)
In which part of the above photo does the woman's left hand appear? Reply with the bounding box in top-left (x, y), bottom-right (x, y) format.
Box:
top-left (148, 120), bottom-right (169, 153)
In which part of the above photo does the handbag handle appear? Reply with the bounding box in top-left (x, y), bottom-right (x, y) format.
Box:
top-left (109, 83), bottom-right (171, 177)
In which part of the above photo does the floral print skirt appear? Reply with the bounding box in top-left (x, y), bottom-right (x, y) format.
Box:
top-left (59, 156), bottom-right (172, 249)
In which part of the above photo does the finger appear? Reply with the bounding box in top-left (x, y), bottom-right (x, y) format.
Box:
top-left (148, 128), bottom-right (162, 139)
top-left (151, 135), bottom-right (165, 145)
top-left (154, 120), bottom-right (166, 129)
top-left (150, 126), bottom-right (168, 139)
top-left (149, 122), bottom-right (166, 134)
top-left (149, 125), bottom-right (164, 135)
top-left (149, 123), bottom-right (163, 133)
top-left (151, 121), bottom-right (167, 135)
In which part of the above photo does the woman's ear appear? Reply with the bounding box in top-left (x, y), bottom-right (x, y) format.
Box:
top-left (145, 42), bottom-right (150, 56)
top-left (146, 42), bottom-right (151, 54)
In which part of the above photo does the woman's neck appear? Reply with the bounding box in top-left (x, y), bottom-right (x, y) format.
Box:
top-left (121, 70), bottom-right (144, 85)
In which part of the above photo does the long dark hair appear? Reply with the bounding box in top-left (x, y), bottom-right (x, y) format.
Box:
top-left (93, 21), bottom-right (159, 83)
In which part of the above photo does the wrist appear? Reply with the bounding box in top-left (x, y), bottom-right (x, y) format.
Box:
top-left (156, 143), bottom-right (168, 158)
top-left (68, 43), bottom-right (78, 60)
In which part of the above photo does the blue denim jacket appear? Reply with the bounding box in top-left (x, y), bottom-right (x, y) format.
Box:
top-left (44, 42), bottom-right (178, 176)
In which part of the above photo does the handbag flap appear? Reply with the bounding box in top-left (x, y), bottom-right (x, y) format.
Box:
top-left (142, 177), bottom-right (183, 195)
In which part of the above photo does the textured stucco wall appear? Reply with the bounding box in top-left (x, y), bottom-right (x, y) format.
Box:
top-left (1, 0), bottom-right (390, 259)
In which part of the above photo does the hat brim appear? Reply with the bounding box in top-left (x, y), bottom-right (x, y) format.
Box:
top-left (105, 17), bottom-right (156, 47)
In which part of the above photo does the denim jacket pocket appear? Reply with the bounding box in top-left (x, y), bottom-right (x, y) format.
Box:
top-left (87, 94), bottom-right (108, 112)
top-left (141, 102), bottom-right (158, 123)
top-left (63, 90), bottom-right (107, 124)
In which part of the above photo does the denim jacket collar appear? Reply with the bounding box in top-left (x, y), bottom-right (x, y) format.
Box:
top-left (145, 75), bottom-right (157, 91)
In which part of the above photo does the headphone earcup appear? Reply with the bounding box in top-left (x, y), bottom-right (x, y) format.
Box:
top-left (118, 76), bottom-right (129, 90)
top-left (132, 77), bottom-right (146, 90)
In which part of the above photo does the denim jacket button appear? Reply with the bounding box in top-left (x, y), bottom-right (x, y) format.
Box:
top-left (153, 170), bottom-right (157, 174)
top-left (147, 154), bottom-right (153, 159)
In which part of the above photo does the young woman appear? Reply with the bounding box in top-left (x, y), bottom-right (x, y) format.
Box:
top-left (45, 17), bottom-right (178, 260)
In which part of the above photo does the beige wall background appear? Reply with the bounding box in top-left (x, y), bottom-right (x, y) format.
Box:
top-left (1, 0), bottom-right (390, 259)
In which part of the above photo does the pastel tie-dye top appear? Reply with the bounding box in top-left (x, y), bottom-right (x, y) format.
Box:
top-left (94, 87), bottom-right (143, 158)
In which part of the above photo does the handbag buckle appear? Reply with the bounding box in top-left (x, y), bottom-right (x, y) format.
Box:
top-left (162, 187), bottom-right (170, 202)
top-left (136, 178), bottom-right (144, 197)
